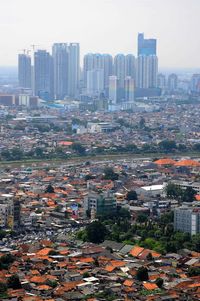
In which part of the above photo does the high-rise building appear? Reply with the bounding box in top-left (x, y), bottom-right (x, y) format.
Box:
top-left (125, 76), bottom-right (134, 102)
top-left (157, 73), bottom-right (166, 89)
top-left (102, 54), bottom-right (113, 89)
top-left (114, 54), bottom-right (126, 100)
top-left (125, 54), bottom-right (135, 79)
top-left (34, 50), bottom-right (53, 100)
top-left (93, 53), bottom-right (104, 70)
top-left (168, 73), bottom-right (178, 92)
top-left (83, 53), bottom-right (112, 92)
top-left (52, 43), bottom-right (68, 99)
top-left (68, 43), bottom-right (80, 98)
top-left (174, 207), bottom-right (200, 235)
top-left (136, 55), bottom-right (158, 89)
top-left (136, 55), bottom-right (150, 88)
top-left (87, 69), bottom-right (104, 96)
top-left (138, 33), bottom-right (157, 56)
top-left (83, 53), bottom-right (95, 87)
top-left (191, 74), bottom-right (200, 93)
top-left (148, 55), bottom-right (158, 88)
top-left (136, 33), bottom-right (158, 91)
top-left (109, 76), bottom-right (119, 104)
top-left (114, 54), bottom-right (125, 86)
top-left (18, 54), bottom-right (32, 89)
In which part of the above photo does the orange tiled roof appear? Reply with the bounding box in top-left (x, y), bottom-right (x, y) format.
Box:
top-left (36, 248), bottom-right (53, 256)
top-left (110, 260), bottom-right (126, 267)
top-left (58, 141), bottom-right (73, 146)
top-left (105, 265), bottom-right (116, 272)
top-left (30, 275), bottom-right (46, 284)
top-left (143, 282), bottom-right (158, 290)
top-left (195, 195), bottom-right (200, 201)
top-left (123, 279), bottom-right (134, 287)
top-left (79, 257), bottom-right (94, 263)
top-left (188, 283), bottom-right (200, 288)
top-left (129, 246), bottom-right (144, 257)
top-left (175, 159), bottom-right (200, 167)
top-left (36, 284), bottom-right (52, 291)
top-left (154, 158), bottom-right (176, 165)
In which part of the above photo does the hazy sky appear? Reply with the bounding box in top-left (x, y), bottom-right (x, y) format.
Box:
top-left (0, 0), bottom-right (199, 68)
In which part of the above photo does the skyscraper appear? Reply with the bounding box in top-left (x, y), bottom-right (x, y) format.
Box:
top-left (114, 54), bottom-right (126, 100)
top-left (83, 53), bottom-right (95, 88)
top-left (109, 76), bottom-right (119, 104)
top-left (157, 73), bottom-right (166, 90)
top-left (191, 74), bottom-right (200, 93)
top-left (125, 54), bottom-right (135, 79)
top-left (34, 50), bottom-right (53, 100)
top-left (168, 73), bottom-right (178, 92)
top-left (138, 33), bottom-right (157, 56)
top-left (136, 33), bottom-right (158, 90)
top-left (68, 43), bottom-right (80, 98)
top-left (52, 43), bottom-right (68, 99)
top-left (136, 55), bottom-right (150, 89)
top-left (148, 55), bottom-right (158, 88)
top-left (87, 69), bottom-right (104, 96)
top-left (125, 76), bottom-right (134, 102)
top-left (102, 54), bottom-right (113, 90)
top-left (18, 54), bottom-right (32, 89)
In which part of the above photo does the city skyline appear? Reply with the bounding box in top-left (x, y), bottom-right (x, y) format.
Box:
top-left (0, 0), bottom-right (199, 68)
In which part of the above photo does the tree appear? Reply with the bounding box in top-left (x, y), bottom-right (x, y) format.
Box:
top-left (146, 253), bottom-right (153, 261)
top-left (126, 190), bottom-right (137, 201)
top-left (191, 234), bottom-right (200, 252)
top-left (182, 187), bottom-right (196, 202)
top-left (7, 274), bottom-right (22, 289)
top-left (0, 282), bottom-right (7, 293)
top-left (159, 140), bottom-right (177, 152)
top-left (45, 184), bottom-right (54, 193)
top-left (0, 230), bottom-right (6, 240)
top-left (103, 167), bottom-right (118, 181)
top-left (136, 267), bottom-right (149, 281)
top-left (35, 147), bottom-right (44, 158)
top-left (86, 221), bottom-right (107, 243)
top-left (165, 183), bottom-right (183, 200)
top-left (72, 143), bottom-right (86, 155)
top-left (136, 213), bottom-right (148, 224)
top-left (188, 267), bottom-right (200, 277)
top-left (10, 148), bottom-right (23, 160)
top-left (46, 280), bottom-right (58, 288)
top-left (1, 150), bottom-right (11, 160)
top-left (85, 174), bottom-right (95, 181)
top-left (139, 117), bottom-right (146, 129)
top-left (156, 277), bottom-right (164, 288)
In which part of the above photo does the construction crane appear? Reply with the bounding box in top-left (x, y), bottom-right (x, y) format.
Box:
top-left (19, 49), bottom-right (27, 54)
top-left (30, 44), bottom-right (40, 53)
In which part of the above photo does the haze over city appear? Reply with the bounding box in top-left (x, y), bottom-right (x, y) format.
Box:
top-left (0, 0), bottom-right (200, 68)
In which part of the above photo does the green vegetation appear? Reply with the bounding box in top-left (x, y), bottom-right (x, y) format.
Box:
top-left (0, 254), bottom-right (15, 270)
top-left (85, 221), bottom-right (107, 243)
top-left (45, 184), bottom-right (55, 194)
top-left (136, 267), bottom-right (149, 281)
top-left (165, 183), bottom-right (196, 202)
top-left (126, 190), bottom-right (138, 201)
top-left (77, 209), bottom-right (200, 254)
top-left (103, 167), bottom-right (119, 181)
top-left (156, 277), bottom-right (164, 288)
top-left (7, 274), bottom-right (22, 289)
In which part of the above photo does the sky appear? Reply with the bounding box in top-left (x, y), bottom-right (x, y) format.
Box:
top-left (0, 0), bottom-right (199, 68)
